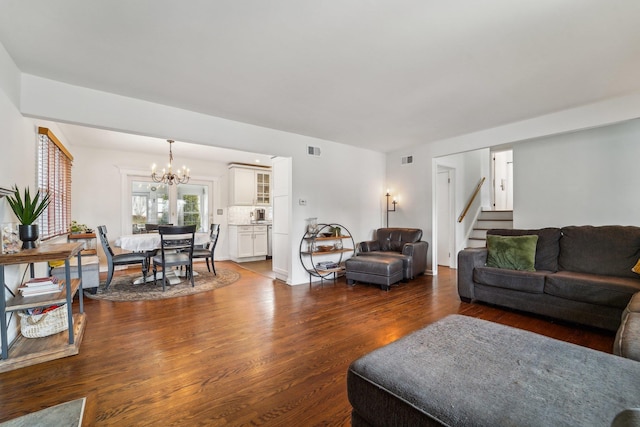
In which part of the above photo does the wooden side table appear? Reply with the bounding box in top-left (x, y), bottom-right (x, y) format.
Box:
top-left (67, 233), bottom-right (97, 256)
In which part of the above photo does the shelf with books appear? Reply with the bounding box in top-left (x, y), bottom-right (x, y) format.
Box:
top-left (18, 276), bottom-right (63, 297)
top-left (299, 223), bottom-right (355, 283)
top-left (0, 242), bottom-right (86, 373)
top-left (7, 279), bottom-right (81, 312)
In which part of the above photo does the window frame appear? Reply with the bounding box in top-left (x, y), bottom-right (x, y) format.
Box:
top-left (37, 127), bottom-right (73, 240)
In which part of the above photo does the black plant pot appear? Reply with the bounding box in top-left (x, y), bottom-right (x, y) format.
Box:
top-left (18, 224), bottom-right (39, 250)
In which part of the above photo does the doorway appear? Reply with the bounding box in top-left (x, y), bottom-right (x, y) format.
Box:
top-left (492, 150), bottom-right (513, 210)
top-left (436, 166), bottom-right (455, 268)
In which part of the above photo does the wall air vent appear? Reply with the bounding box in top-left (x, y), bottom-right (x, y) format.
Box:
top-left (401, 155), bottom-right (413, 165)
top-left (307, 146), bottom-right (321, 156)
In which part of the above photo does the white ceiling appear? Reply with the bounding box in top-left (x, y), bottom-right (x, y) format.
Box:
top-left (1, 0), bottom-right (640, 155)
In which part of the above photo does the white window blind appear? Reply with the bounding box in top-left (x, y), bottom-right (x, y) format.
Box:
top-left (37, 127), bottom-right (73, 240)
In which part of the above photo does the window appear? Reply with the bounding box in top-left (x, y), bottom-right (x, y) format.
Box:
top-left (182, 194), bottom-right (201, 228)
top-left (128, 179), bottom-right (210, 233)
top-left (37, 127), bottom-right (72, 240)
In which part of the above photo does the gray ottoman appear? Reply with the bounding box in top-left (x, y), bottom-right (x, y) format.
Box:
top-left (51, 255), bottom-right (99, 290)
top-left (347, 315), bottom-right (640, 426)
top-left (345, 256), bottom-right (403, 290)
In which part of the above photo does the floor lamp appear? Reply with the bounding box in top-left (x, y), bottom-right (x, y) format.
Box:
top-left (386, 191), bottom-right (397, 227)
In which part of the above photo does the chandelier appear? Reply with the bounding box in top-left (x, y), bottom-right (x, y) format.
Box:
top-left (151, 140), bottom-right (190, 185)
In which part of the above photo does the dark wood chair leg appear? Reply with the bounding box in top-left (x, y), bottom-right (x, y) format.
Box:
top-left (105, 264), bottom-right (115, 290)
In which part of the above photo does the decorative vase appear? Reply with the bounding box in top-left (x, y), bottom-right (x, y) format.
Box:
top-left (1, 223), bottom-right (20, 254)
top-left (18, 224), bottom-right (39, 250)
top-left (306, 217), bottom-right (318, 234)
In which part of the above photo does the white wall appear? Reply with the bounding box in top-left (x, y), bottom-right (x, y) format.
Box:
top-left (0, 45), bottom-right (42, 344)
top-left (514, 119), bottom-right (640, 228)
top-left (388, 91), bottom-right (640, 272)
top-left (18, 74), bottom-right (386, 285)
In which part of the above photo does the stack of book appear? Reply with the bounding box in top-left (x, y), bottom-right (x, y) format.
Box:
top-left (19, 276), bottom-right (63, 297)
top-left (316, 261), bottom-right (340, 270)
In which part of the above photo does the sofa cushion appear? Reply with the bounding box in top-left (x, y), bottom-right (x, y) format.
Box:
top-left (545, 271), bottom-right (640, 308)
top-left (487, 228), bottom-right (561, 272)
top-left (559, 226), bottom-right (640, 279)
top-left (486, 234), bottom-right (538, 271)
top-left (474, 266), bottom-right (546, 293)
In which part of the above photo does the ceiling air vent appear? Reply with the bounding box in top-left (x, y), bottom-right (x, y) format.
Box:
top-left (401, 155), bottom-right (413, 165)
top-left (307, 146), bottom-right (321, 157)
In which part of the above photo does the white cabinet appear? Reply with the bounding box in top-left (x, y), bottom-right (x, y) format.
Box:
top-left (255, 171), bottom-right (271, 205)
top-left (229, 167), bottom-right (255, 206)
top-left (229, 166), bottom-right (271, 206)
top-left (236, 226), bottom-right (254, 258)
top-left (253, 226), bottom-right (268, 256)
top-left (229, 225), bottom-right (268, 262)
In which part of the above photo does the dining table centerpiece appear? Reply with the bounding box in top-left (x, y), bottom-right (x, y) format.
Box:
top-left (6, 185), bottom-right (50, 249)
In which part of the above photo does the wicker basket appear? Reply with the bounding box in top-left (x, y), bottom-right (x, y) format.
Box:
top-left (18, 305), bottom-right (68, 338)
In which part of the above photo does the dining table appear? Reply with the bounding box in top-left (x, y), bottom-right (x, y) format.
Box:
top-left (115, 231), bottom-right (210, 285)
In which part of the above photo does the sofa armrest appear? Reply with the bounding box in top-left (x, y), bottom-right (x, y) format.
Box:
top-left (457, 248), bottom-right (487, 301)
top-left (358, 240), bottom-right (380, 253)
top-left (614, 292), bottom-right (640, 362)
top-left (402, 241), bottom-right (428, 277)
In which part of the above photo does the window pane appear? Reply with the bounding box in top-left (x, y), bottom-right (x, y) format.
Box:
top-left (177, 183), bottom-right (208, 231)
top-left (154, 186), bottom-right (170, 224)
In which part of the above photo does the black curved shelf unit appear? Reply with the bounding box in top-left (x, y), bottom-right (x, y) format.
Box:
top-left (299, 223), bottom-right (355, 283)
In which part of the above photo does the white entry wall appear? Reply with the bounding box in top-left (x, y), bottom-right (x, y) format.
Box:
top-left (514, 119), bottom-right (640, 228)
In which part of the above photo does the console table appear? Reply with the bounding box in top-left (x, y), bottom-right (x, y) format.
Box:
top-left (0, 243), bottom-right (86, 373)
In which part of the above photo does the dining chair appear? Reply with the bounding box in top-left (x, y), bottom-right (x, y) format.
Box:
top-left (97, 225), bottom-right (150, 290)
top-left (144, 223), bottom-right (172, 233)
top-left (152, 225), bottom-right (196, 291)
top-left (192, 224), bottom-right (220, 275)
top-left (144, 223), bottom-right (158, 233)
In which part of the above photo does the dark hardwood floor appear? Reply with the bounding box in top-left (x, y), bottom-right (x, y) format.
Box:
top-left (0, 261), bottom-right (614, 426)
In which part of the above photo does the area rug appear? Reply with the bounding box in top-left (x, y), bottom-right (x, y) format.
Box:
top-left (85, 268), bottom-right (240, 302)
top-left (0, 397), bottom-right (85, 426)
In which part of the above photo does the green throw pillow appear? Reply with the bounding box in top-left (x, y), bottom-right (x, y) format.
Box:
top-left (486, 234), bottom-right (538, 271)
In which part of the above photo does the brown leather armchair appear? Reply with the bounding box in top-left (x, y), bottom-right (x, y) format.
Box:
top-left (358, 228), bottom-right (428, 279)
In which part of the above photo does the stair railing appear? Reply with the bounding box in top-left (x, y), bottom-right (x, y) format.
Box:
top-left (458, 177), bottom-right (486, 223)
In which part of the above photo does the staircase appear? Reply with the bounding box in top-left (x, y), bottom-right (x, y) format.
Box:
top-left (467, 210), bottom-right (513, 248)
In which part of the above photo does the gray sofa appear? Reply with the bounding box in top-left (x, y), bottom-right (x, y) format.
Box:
top-left (357, 228), bottom-right (428, 280)
top-left (458, 226), bottom-right (640, 331)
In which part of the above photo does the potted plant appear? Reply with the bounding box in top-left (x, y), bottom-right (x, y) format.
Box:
top-left (6, 185), bottom-right (50, 249)
top-left (70, 220), bottom-right (88, 234)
